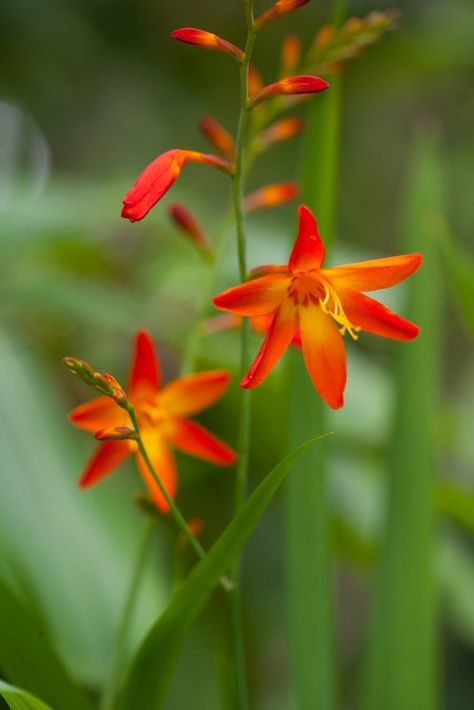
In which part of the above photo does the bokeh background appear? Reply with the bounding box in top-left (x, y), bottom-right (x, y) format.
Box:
top-left (0, 0), bottom-right (473, 708)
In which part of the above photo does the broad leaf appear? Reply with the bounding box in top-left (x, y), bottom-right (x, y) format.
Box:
top-left (115, 435), bottom-right (327, 710)
top-left (0, 680), bottom-right (53, 710)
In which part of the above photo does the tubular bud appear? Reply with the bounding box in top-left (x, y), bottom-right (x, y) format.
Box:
top-left (171, 28), bottom-right (244, 62)
top-left (280, 35), bottom-right (301, 76)
top-left (244, 182), bottom-right (299, 213)
top-left (199, 116), bottom-right (236, 160)
top-left (254, 0), bottom-right (311, 31)
top-left (168, 203), bottom-right (212, 256)
top-left (258, 117), bottom-right (305, 151)
top-left (248, 63), bottom-right (264, 100)
top-left (95, 426), bottom-right (138, 441)
top-left (249, 75), bottom-right (329, 107)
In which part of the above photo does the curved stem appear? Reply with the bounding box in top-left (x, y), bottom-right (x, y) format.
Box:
top-left (100, 518), bottom-right (157, 710)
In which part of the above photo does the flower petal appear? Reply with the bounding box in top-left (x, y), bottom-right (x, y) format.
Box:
top-left (338, 288), bottom-right (420, 340)
top-left (128, 330), bottom-right (161, 397)
top-left (289, 204), bottom-right (326, 273)
top-left (69, 396), bottom-right (127, 433)
top-left (322, 253), bottom-right (422, 292)
top-left (299, 303), bottom-right (346, 409)
top-left (158, 370), bottom-right (231, 417)
top-left (170, 417), bottom-right (236, 466)
top-left (241, 298), bottom-right (298, 388)
top-left (213, 274), bottom-right (290, 316)
top-left (136, 433), bottom-right (177, 512)
top-left (79, 441), bottom-right (130, 488)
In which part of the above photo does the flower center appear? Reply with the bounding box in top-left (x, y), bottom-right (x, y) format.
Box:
top-left (288, 275), bottom-right (361, 340)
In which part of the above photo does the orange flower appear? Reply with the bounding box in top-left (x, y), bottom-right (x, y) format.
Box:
top-left (171, 28), bottom-right (244, 62)
top-left (254, 0), bottom-right (311, 31)
top-left (213, 205), bottom-right (421, 409)
top-left (69, 331), bottom-right (236, 511)
top-left (121, 149), bottom-right (234, 222)
top-left (244, 182), bottom-right (299, 213)
top-left (250, 75), bottom-right (329, 106)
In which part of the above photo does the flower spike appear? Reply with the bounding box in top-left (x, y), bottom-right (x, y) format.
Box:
top-left (122, 149), bottom-right (234, 222)
top-left (249, 75), bottom-right (329, 107)
top-left (69, 330), bottom-right (236, 511)
top-left (171, 28), bottom-right (244, 62)
top-left (254, 0), bottom-right (311, 31)
top-left (168, 203), bottom-right (212, 257)
top-left (213, 204), bottom-right (422, 409)
top-left (244, 183), bottom-right (299, 213)
top-left (199, 116), bottom-right (236, 160)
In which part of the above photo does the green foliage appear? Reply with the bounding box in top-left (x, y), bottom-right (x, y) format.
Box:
top-left (0, 680), bottom-right (53, 710)
top-left (115, 436), bottom-right (326, 710)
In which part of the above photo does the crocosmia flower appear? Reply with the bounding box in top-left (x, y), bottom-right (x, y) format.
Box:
top-left (122, 149), bottom-right (234, 222)
top-left (213, 204), bottom-right (421, 409)
top-left (69, 331), bottom-right (236, 510)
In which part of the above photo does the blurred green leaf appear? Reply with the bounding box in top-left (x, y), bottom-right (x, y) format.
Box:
top-left (115, 435), bottom-right (327, 710)
top-left (365, 132), bottom-right (442, 710)
top-left (439, 227), bottom-right (474, 340)
top-left (0, 680), bottom-right (52, 710)
top-left (0, 580), bottom-right (93, 710)
top-left (437, 482), bottom-right (474, 537)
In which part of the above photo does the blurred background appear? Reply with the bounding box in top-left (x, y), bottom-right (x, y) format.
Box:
top-left (0, 0), bottom-right (473, 708)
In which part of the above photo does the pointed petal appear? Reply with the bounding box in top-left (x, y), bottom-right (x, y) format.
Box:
top-left (128, 330), bottom-right (161, 397)
top-left (136, 432), bottom-right (177, 512)
top-left (299, 303), bottom-right (346, 409)
top-left (79, 441), bottom-right (130, 488)
top-left (241, 298), bottom-right (297, 388)
top-left (322, 253), bottom-right (422, 292)
top-left (69, 396), bottom-right (127, 433)
top-left (170, 417), bottom-right (236, 466)
top-left (213, 274), bottom-right (290, 316)
top-left (289, 204), bottom-right (326, 273)
top-left (338, 288), bottom-right (420, 341)
top-left (158, 370), bottom-right (231, 417)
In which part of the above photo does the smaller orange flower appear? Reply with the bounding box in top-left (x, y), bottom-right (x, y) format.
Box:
top-left (244, 183), bottom-right (299, 213)
top-left (168, 203), bottom-right (212, 256)
top-left (213, 205), bottom-right (422, 409)
top-left (199, 116), bottom-right (236, 160)
top-left (254, 0), bottom-right (311, 31)
top-left (171, 28), bottom-right (244, 62)
top-left (69, 331), bottom-right (236, 511)
top-left (121, 149), bottom-right (234, 222)
top-left (250, 75), bottom-right (329, 107)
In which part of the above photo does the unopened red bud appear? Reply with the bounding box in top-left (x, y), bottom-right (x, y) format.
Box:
top-left (171, 28), bottom-right (244, 62)
top-left (254, 0), bottom-right (311, 31)
top-left (258, 117), bottom-right (305, 151)
top-left (244, 182), bottom-right (299, 213)
top-left (199, 116), bottom-right (236, 160)
top-left (102, 373), bottom-right (129, 408)
top-left (250, 75), bottom-right (329, 107)
top-left (95, 426), bottom-right (137, 441)
top-left (280, 35), bottom-right (301, 76)
top-left (168, 203), bottom-right (212, 256)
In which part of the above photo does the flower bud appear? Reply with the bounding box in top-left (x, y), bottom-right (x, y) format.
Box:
top-left (168, 203), bottom-right (212, 257)
top-left (244, 182), bottom-right (299, 213)
top-left (280, 35), bottom-right (301, 76)
top-left (249, 75), bottom-right (329, 107)
top-left (258, 117), bottom-right (305, 151)
top-left (199, 116), bottom-right (236, 160)
top-left (171, 28), bottom-right (244, 62)
top-left (95, 426), bottom-right (137, 441)
top-left (254, 0), bottom-right (311, 31)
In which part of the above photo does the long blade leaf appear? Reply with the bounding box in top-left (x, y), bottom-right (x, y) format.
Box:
top-left (0, 680), bottom-right (54, 710)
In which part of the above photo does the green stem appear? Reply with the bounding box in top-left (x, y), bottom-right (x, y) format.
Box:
top-left (100, 518), bottom-right (157, 710)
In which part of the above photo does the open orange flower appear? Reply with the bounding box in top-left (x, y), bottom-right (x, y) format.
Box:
top-left (69, 331), bottom-right (236, 511)
top-left (213, 204), bottom-right (421, 409)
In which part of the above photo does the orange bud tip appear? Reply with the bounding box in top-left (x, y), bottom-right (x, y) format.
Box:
top-left (199, 116), bottom-right (236, 160)
top-left (250, 75), bottom-right (329, 107)
top-left (168, 203), bottom-right (212, 256)
top-left (254, 0), bottom-right (311, 31)
top-left (95, 427), bottom-right (137, 441)
top-left (258, 117), bottom-right (305, 152)
top-left (244, 182), bottom-right (299, 213)
top-left (171, 28), bottom-right (244, 62)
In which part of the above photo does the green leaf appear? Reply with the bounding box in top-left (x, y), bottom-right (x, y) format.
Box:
top-left (0, 579), bottom-right (94, 710)
top-left (115, 435), bottom-right (327, 710)
top-left (0, 680), bottom-right (53, 710)
top-left (439, 227), bottom-right (474, 340)
top-left (364, 132), bottom-right (441, 710)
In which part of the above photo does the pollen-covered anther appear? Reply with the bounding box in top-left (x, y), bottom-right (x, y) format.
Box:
top-left (319, 282), bottom-right (361, 340)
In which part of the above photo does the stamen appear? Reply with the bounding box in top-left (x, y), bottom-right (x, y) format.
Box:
top-left (319, 281), bottom-right (361, 340)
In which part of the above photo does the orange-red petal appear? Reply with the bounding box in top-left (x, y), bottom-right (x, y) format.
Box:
top-left (299, 303), bottom-right (346, 409)
top-left (241, 298), bottom-right (297, 388)
top-left (128, 330), bottom-right (161, 398)
top-left (213, 273), bottom-right (290, 316)
top-left (158, 370), bottom-right (231, 418)
top-left (135, 433), bottom-right (177, 512)
top-left (171, 28), bottom-right (244, 61)
top-left (170, 417), bottom-right (236, 466)
top-left (338, 288), bottom-right (420, 341)
top-left (199, 115), bottom-right (236, 160)
top-left (79, 441), bottom-right (130, 488)
top-left (289, 204), bottom-right (326, 273)
top-left (250, 76), bottom-right (329, 106)
top-left (69, 396), bottom-right (127, 433)
top-left (322, 253), bottom-right (422, 292)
